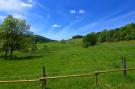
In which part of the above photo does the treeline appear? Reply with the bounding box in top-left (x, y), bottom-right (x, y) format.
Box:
top-left (72, 35), bottom-right (83, 39)
top-left (83, 23), bottom-right (135, 48)
top-left (98, 23), bottom-right (135, 42)
top-left (34, 35), bottom-right (56, 43)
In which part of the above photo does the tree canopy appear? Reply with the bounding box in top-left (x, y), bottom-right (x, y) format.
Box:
top-left (0, 15), bottom-right (31, 59)
top-left (83, 32), bottom-right (97, 48)
top-left (83, 23), bottom-right (135, 48)
top-left (72, 35), bottom-right (83, 39)
top-left (97, 23), bottom-right (135, 42)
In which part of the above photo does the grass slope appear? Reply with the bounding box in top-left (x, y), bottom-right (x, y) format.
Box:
top-left (0, 39), bottom-right (135, 89)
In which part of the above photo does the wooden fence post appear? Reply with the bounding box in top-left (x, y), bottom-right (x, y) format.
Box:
top-left (95, 72), bottom-right (99, 86)
top-left (42, 66), bottom-right (47, 89)
top-left (121, 56), bottom-right (126, 79)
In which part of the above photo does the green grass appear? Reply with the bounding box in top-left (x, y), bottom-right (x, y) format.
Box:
top-left (0, 39), bottom-right (135, 89)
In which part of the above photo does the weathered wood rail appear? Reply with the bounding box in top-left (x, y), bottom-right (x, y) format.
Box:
top-left (0, 68), bottom-right (135, 83)
top-left (0, 57), bottom-right (134, 89)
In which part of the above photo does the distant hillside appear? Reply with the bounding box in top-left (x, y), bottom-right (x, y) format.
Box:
top-left (34, 35), bottom-right (56, 43)
top-left (84, 23), bottom-right (135, 43)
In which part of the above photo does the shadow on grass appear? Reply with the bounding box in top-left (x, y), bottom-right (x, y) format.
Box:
top-left (0, 55), bottom-right (43, 60)
top-left (45, 87), bottom-right (51, 89)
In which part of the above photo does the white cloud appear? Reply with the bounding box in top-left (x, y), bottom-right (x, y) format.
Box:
top-left (0, 13), bottom-right (25, 22)
top-left (21, 3), bottom-right (33, 8)
top-left (28, 0), bottom-right (33, 3)
top-left (79, 10), bottom-right (85, 14)
top-left (0, 0), bottom-right (33, 11)
top-left (55, 17), bottom-right (85, 39)
top-left (70, 9), bottom-right (85, 14)
top-left (70, 10), bottom-right (76, 14)
top-left (0, 0), bottom-right (37, 21)
top-left (28, 0), bottom-right (44, 8)
top-left (52, 24), bottom-right (62, 28)
top-left (12, 13), bottom-right (26, 19)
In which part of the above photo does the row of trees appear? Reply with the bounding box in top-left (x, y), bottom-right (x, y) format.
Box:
top-left (98, 23), bottom-right (135, 42)
top-left (72, 35), bottom-right (83, 39)
top-left (0, 15), bottom-right (35, 59)
top-left (83, 23), bottom-right (135, 48)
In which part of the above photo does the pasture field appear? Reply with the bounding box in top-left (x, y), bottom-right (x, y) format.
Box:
top-left (0, 39), bottom-right (135, 89)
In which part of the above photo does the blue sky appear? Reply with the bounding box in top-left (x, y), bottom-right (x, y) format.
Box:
top-left (0, 0), bottom-right (135, 40)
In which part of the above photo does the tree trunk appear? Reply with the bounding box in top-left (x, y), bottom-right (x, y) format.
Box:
top-left (10, 49), bottom-right (13, 59)
top-left (5, 49), bottom-right (8, 59)
top-left (10, 45), bottom-right (13, 59)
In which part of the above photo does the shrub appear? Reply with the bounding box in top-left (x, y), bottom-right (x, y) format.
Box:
top-left (83, 32), bottom-right (97, 48)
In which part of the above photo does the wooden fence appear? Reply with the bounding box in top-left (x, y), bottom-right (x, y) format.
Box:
top-left (0, 57), bottom-right (135, 89)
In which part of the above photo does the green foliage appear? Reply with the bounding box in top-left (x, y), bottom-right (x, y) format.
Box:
top-left (83, 32), bottom-right (97, 48)
top-left (0, 15), bottom-right (32, 59)
top-left (84, 23), bottom-right (135, 45)
top-left (97, 23), bottom-right (135, 43)
top-left (72, 35), bottom-right (83, 39)
top-left (34, 35), bottom-right (55, 43)
top-left (98, 30), bottom-right (107, 43)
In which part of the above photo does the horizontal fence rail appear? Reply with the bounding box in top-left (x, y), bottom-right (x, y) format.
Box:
top-left (41, 68), bottom-right (135, 80)
top-left (0, 68), bottom-right (135, 83)
top-left (0, 79), bottom-right (39, 83)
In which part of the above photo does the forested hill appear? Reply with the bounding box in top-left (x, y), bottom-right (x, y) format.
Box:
top-left (84, 23), bottom-right (135, 43)
top-left (34, 35), bottom-right (56, 43)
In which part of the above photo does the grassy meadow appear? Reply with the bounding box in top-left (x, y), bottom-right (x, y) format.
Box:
top-left (0, 39), bottom-right (135, 89)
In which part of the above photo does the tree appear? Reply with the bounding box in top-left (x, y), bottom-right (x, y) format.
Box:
top-left (72, 35), bottom-right (83, 39)
top-left (98, 30), bottom-right (107, 43)
top-left (83, 32), bottom-right (97, 48)
top-left (0, 15), bottom-right (31, 59)
top-left (112, 28), bottom-right (120, 41)
top-left (106, 30), bottom-right (114, 42)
